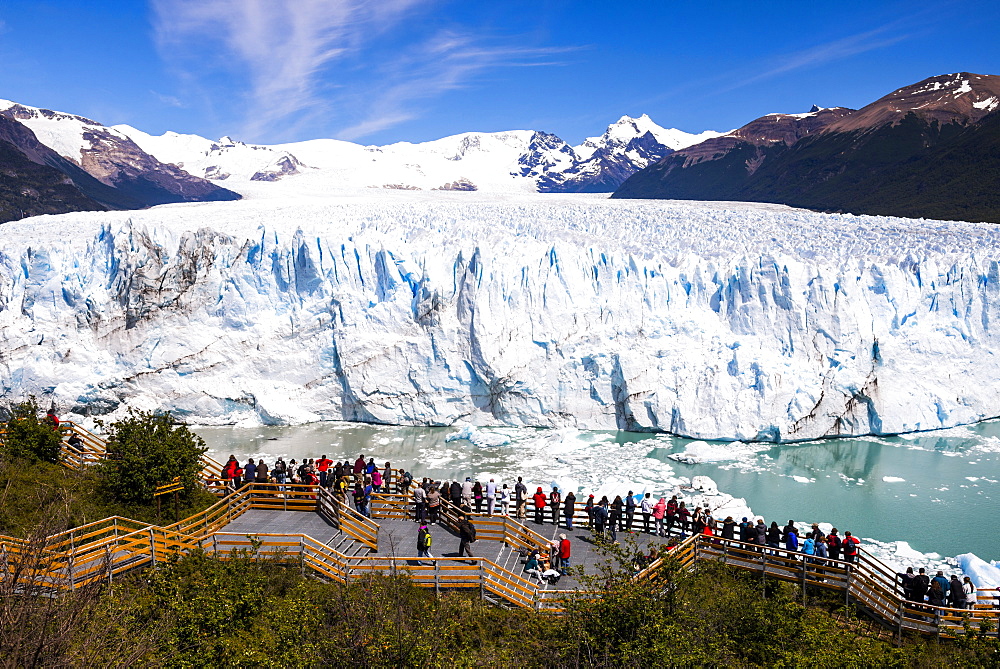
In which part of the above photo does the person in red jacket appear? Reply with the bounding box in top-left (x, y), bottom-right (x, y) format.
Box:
top-left (316, 455), bottom-right (333, 486)
top-left (532, 487), bottom-right (547, 525)
top-left (842, 531), bottom-right (861, 563)
top-left (558, 534), bottom-right (571, 575)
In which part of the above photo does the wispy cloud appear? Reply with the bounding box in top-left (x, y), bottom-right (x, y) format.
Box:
top-left (151, 0), bottom-right (573, 142)
top-left (724, 24), bottom-right (913, 92)
top-left (151, 0), bottom-right (429, 140)
top-left (151, 90), bottom-right (187, 108)
top-left (337, 33), bottom-right (577, 141)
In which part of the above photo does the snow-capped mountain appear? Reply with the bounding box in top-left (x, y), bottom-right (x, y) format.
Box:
top-left (2, 192), bottom-right (999, 440)
top-left (614, 72), bottom-right (1000, 223)
top-left (111, 115), bottom-right (719, 195)
top-left (0, 101), bottom-right (240, 209)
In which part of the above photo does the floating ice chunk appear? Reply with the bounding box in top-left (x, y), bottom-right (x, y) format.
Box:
top-left (966, 476), bottom-right (980, 482)
top-left (956, 554), bottom-right (1000, 589)
top-left (882, 476), bottom-right (906, 482)
top-left (667, 440), bottom-right (766, 465)
top-left (444, 426), bottom-right (511, 447)
top-left (691, 475), bottom-right (719, 493)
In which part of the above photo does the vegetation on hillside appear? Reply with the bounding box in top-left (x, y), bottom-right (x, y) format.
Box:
top-left (2, 543), bottom-right (999, 667)
top-left (0, 408), bottom-right (215, 537)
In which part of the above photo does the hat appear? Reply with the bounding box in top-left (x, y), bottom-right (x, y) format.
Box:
top-left (742, 517), bottom-right (747, 521)
top-left (466, 477), bottom-right (471, 481)
top-left (559, 533), bottom-right (566, 539)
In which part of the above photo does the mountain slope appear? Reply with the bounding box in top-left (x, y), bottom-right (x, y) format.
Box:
top-left (0, 101), bottom-right (241, 207)
top-left (0, 116), bottom-right (106, 222)
top-left (613, 73), bottom-right (1000, 223)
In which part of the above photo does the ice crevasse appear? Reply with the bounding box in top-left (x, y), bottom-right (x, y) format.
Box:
top-left (0, 193), bottom-right (998, 441)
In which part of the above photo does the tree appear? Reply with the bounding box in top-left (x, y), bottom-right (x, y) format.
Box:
top-left (96, 410), bottom-right (207, 505)
top-left (0, 397), bottom-right (62, 464)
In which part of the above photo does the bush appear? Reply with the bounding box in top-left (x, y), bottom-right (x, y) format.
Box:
top-left (0, 397), bottom-right (62, 464)
top-left (96, 410), bottom-right (207, 506)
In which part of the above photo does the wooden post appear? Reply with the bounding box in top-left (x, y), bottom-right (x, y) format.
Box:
top-left (897, 600), bottom-right (904, 645)
top-left (300, 537), bottom-right (306, 576)
top-left (67, 532), bottom-right (76, 590)
top-left (148, 528), bottom-right (157, 567)
top-left (212, 534), bottom-right (218, 554)
top-left (845, 564), bottom-right (852, 606)
top-left (434, 561), bottom-right (440, 598)
top-left (479, 560), bottom-right (485, 601)
top-left (105, 546), bottom-right (113, 585)
top-left (802, 557), bottom-right (808, 604)
top-left (157, 495), bottom-right (161, 519)
top-left (174, 490), bottom-right (180, 522)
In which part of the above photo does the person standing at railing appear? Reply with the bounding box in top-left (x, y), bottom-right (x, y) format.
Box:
top-left (625, 492), bottom-right (636, 532)
top-left (721, 516), bottom-right (736, 543)
top-left (564, 491), bottom-right (576, 530)
top-left (413, 483), bottom-right (427, 523)
top-left (371, 468), bottom-right (383, 493)
top-left (963, 576), bottom-right (977, 610)
top-left (640, 493), bottom-right (654, 534)
top-left (932, 571), bottom-right (951, 601)
top-left (677, 502), bottom-right (690, 533)
top-left (473, 480), bottom-right (484, 514)
top-left (353, 454), bottom-right (366, 477)
top-left (531, 487), bottom-right (546, 524)
top-left (584, 495), bottom-right (595, 529)
top-left (593, 496), bottom-right (609, 539)
top-left (449, 480), bottom-right (462, 507)
top-left (610, 495), bottom-right (623, 533)
top-left (499, 484), bottom-right (510, 516)
top-left (426, 485), bottom-right (441, 525)
top-left (653, 498), bottom-right (667, 537)
top-left (462, 477), bottom-right (474, 508)
top-left (784, 526), bottom-right (799, 553)
top-left (223, 455), bottom-right (240, 488)
top-left (826, 529), bottom-right (841, 561)
top-left (515, 477), bottom-right (527, 519)
top-left (382, 462), bottom-right (392, 492)
top-left (243, 459), bottom-right (256, 488)
top-left (256, 460), bottom-right (269, 484)
top-left (549, 486), bottom-right (561, 526)
top-left (841, 531), bottom-right (860, 564)
top-left (949, 575), bottom-right (964, 608)
top-left (485, 478), bottom-right (497, 516)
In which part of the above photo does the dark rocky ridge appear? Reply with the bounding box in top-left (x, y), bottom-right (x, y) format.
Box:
top-left (613, 73), bottom-right (1000, 224)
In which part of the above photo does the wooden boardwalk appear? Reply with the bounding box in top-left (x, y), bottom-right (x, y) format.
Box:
top-left (3, 422), bottom-right (999, 633)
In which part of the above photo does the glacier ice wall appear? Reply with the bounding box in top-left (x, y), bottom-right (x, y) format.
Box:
top-left (1, 194), bottom-right (999, 441)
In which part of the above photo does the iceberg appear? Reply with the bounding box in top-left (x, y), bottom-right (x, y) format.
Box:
top-left (2, 191), bottom-right (1000, 442)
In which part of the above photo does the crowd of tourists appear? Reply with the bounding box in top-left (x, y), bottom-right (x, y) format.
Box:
top-left (218, 454), bottom-right (982, 608)
top-left (219, 453), bottom-right (408, 517)
top-left (896, 567), bottom-right (980, 610)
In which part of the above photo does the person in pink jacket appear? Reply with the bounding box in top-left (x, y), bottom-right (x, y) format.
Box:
top-left (653, 498), bottom-right (667, 537)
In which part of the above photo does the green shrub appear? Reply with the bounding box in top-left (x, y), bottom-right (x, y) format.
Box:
top-left (0, 397), bottom-right (63, 464)
top-left (96, 410), bottom-right (207, 506)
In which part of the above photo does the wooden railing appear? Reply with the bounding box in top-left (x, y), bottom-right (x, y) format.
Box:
top-left (317, 487), bottom-right (379, 550)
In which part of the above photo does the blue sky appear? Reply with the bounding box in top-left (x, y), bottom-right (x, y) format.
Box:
top-left (1, 0), bottom-right (998, 145)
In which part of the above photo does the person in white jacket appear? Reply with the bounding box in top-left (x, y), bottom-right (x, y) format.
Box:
top-left (486, 478), bottom-right (498, 516)
top-left (963, 576), bottom-right (978, 610)
top-left (640, 493), bottom-right (655, 534)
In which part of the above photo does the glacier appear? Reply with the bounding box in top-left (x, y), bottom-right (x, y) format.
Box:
top-left (1, 190), bottom-right (999, 441)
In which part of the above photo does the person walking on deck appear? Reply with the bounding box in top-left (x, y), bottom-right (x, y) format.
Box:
top-left (458, 515), bottom-right (477, 562)
top-left (417, 524), bottom-right (433, 561)
top-left (558, 534), bottom-right (571, 575)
